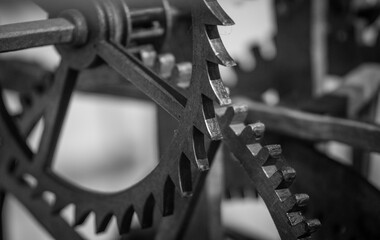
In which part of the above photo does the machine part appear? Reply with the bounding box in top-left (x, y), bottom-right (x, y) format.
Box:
top-left (237, 98), bottom-right (380, 153)
top-left (284, 140), bottom-right (380, 240)
top-left (0, 1), bottom-right (319, 239)
top-left (224, 97), bottom-right (380, 239)
top-left (0, 0), bottom-right (234, 239)
top-left (217, 106), bottom-right (320, 240)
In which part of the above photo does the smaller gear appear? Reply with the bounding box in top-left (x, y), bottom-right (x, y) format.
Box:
top-left (217, 105), bottom-right (321, 239)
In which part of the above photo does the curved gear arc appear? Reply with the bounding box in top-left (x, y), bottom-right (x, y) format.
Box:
top-left (0, 0), bottom-right (321, 239)
top-left (0, 0), bottom-right (238, 238)
top-left (217, 105), bottom-right (321, 239)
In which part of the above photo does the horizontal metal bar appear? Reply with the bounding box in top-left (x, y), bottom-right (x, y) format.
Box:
top-left (0, 18), bottom-right (76, 53)
top-left (131, 7), bottom-right (165, 24)
top-left (240, 98), bottom-right (380, 153)
top-left (130, 28), bottom-right (165, 41)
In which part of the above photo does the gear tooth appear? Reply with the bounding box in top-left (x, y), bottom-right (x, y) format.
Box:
top-left (134, 204), bottom-right (144, 228)
top-left (151, 190), bottom-right (163, 214)
top-left (287, 211), bottom-right (305, 227)
top-left (202, 24), bottom-right (236, 67)
top-left (178, 153), bottom-right (195, 197)
top-left (281, 167), bottom-right (297, 186)
top-left (239, 122), bottom-right (266, 144)
top-left (194, 107), bottom-right (223, 141)
top-left (207, 79), bottom-right (232, 106)
top-left (135, 194), bottom-right (155, 229)
top-left (269, 167), bottom-right (296, 189)
top-left (95, 211), bottom-right (113, 234)
top-left (292, 218), bottom-right (322, 238)
top-left (305, 219), bottom-right (322, 234)
top-left (204, 55), bottom-right (232, 107)
top-left (154, 53), bottom-right (176, 79)
top-left (195, 157), bottom-right (209, 172)
top-left (140, 49), bottom-right (157, 68)
top-left (205, 118), bottom-right (223, 141)
top-left (73, 206), bottom-right (91, 227)
top-left (206, 38), bottom-right (236, 67)
top-left (162, 176), bottom-right (175, 216)
top-left (51, 198), bottom-right (67, 214)
top-left (245, 143), bottom-right (262, 159)
top-left (202, 0), bottom-right (235, 26)
top-left (116, 206), bottom-right (134, 235)
top-left (132, 45), bottom-right (157, 68)
top-left (266, 145), bottom-right (282, 158)
top-left (167, 172), bottom-right (183, 197)
top-left (295, 194), bottom-right (310, 207)
top-left (170, 62), bottom-right (192, 89)
top-left (283, 194), bottom-right (310, 212)
top-left (190, 128), bottom-right (210, 171)
top-left (220, 105), bottom-right (248, 125)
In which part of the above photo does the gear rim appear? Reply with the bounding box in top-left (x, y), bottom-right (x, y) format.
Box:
top-left (0, 0), bottom-right (236, 238)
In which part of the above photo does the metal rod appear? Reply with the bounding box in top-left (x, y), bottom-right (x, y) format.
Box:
top-left (130, 28), bottom-right (165, 41)
top-left (0, 18), bottom-right (76, 53)
top-left (240, 98), bottom-right (380, 153)
top-left (131, 7), bottom-right (165, 25)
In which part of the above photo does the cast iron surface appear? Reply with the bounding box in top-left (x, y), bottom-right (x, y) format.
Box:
top-left (0, 0), bottom-right (319, 239)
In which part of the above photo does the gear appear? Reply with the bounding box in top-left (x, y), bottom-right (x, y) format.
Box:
top-left (0, 0), bottom-right (319, 239)
top-left (217, 105), bottom-right (320, 239)
top-left (0, 0), bottom-right (235, 238)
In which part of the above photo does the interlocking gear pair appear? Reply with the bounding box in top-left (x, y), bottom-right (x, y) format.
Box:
top-left (0, 0), bottom-right (320, 239)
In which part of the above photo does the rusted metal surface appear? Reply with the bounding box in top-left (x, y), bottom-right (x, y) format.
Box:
top-left (218, 106), bottom-right (320, 239)
top-left (0, 1), bottom-right (322, 239)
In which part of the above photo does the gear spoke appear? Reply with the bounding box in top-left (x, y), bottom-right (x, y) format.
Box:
top-left (1, 175), bottom-right (83, 240)
top-left (18, 92), bottom-right (49, 139)
top-left (96, 40), bottom-right (187, 120)
top-left (33, 62), bottom-right (78, 169)
top-left (0, 0), bottom-right (321, 239)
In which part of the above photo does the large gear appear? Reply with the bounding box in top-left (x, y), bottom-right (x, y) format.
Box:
top-left (0, 0), bottom-right (319, 239)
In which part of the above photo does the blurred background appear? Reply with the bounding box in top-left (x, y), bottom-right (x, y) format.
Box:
top-left (1, 0), bottom-right (380, 239)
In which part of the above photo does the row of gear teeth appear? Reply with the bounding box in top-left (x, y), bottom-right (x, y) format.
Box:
top-left (1, 48), bottom-right (185, 235)
top-left (6, 164), bottom-right (170, 236)
top-left (130, 44), bottom-right (193, 89)
top-left (0, 1), bottom-right (320, 239)
top-left (217, 105), bottom-right (321, 239)
top-left (3, 1), bottom-right (239, 237)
